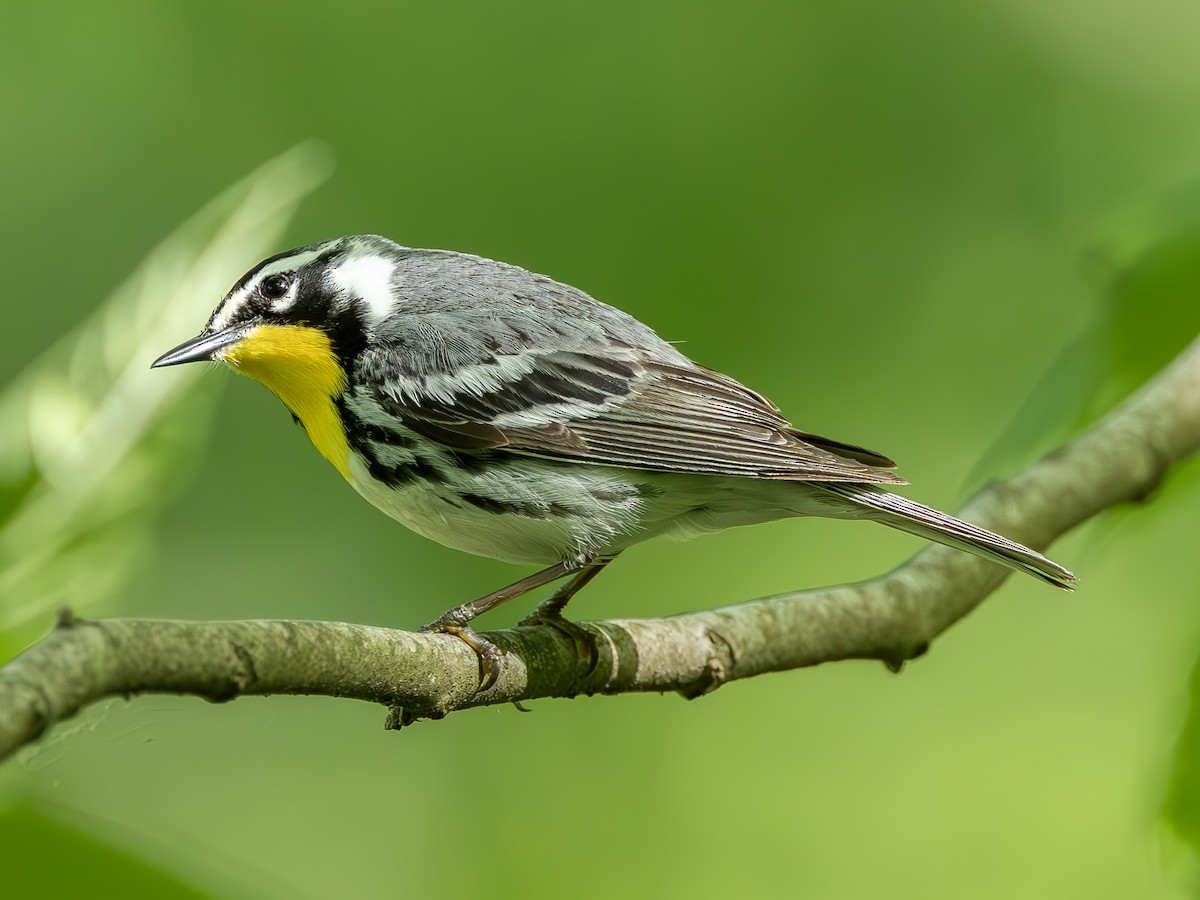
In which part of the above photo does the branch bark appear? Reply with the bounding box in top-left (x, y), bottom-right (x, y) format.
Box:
top-left (2, 334), bottom-right (1199, 761)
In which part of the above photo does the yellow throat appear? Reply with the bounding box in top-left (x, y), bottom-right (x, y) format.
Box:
top-left (222, 324), bottom-right (352, 481)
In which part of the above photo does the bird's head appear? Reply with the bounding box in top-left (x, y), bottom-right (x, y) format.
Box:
top-left (152, 234), bottom-right (407, 381)
top-left (152, 235), bottom-right (409, 479)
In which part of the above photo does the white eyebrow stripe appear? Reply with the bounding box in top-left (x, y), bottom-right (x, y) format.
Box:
top-left (258, 246), bottom-right (329, 278)
top-left (330, 254), bottom-right (396, 324)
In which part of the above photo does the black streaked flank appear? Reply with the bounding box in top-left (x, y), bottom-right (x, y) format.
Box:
top-left (457, 492), bottom-right (575, 519)
top-left (339, 399), bottom-right (449, 488)
top-left (360, 451), bottom-right (449, 490)
top-left (358, 423), bottom-right (416, 447)
top-left (336, 397), bottom-right (418, 448)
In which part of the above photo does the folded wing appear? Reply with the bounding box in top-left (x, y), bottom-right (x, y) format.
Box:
top-left (367, 345), bottom-right (906, 484)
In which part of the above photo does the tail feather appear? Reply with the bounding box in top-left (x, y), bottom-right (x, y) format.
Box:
top-left (819, 484), bottom-right (1077, 590)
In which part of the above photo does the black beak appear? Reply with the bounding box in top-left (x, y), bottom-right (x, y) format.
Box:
top-left (152, 328), bottom-right (244, 368)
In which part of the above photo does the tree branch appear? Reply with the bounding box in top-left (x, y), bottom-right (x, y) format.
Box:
top-left (2, 334), bottom-right (1198, 761)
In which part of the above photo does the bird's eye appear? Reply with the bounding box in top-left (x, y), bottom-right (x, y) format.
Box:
top-left (259, 274), bottom-right (292, 300)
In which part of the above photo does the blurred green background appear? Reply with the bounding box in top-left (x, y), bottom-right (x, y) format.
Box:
top-left (3, 2), bottom-right (1200, 897)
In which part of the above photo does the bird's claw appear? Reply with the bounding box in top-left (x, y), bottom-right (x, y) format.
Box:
top-left (420, 620), bottom-right (504, 693)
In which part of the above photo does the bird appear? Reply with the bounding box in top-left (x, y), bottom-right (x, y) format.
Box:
top-left (153, 234), bottom-right (1076, 688)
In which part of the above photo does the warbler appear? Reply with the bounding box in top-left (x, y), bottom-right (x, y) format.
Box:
top-left (153, 234), bottom-right (1075, 687)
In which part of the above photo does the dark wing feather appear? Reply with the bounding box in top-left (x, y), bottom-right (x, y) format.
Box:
top-left (373, 348), bottom-right (906, 484)
top-left (785, 430), bottom-right (897, 468)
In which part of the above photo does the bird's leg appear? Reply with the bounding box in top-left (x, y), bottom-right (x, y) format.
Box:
top-left (520, 554), bottom-right (618, 624)
top-left (421, 560), bottom-right (577, 692)
top-left (516, 554), bottom-right (619, 677)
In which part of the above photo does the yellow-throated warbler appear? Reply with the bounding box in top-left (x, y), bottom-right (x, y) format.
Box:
top-left (154, 235), bottom-right (1076, 687)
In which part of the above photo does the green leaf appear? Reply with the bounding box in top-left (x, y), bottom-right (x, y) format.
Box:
top-left (0, 143), bottom-right (331, 647)
top-left (1166, 651), bottom-right (1200, 861)
top-left (0, 804), bottom-right (209, 899)
top-left (970, 179), bottom-right (1200, 487)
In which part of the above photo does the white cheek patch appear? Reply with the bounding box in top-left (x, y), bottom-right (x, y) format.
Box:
top-left (330, 254), bottom-right (396, 325)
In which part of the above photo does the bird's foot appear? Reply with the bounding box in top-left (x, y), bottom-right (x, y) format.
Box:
top-left (517, 599), bottom-right (598, 677)
top-left (420, 612), bottom-right (504, 693)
